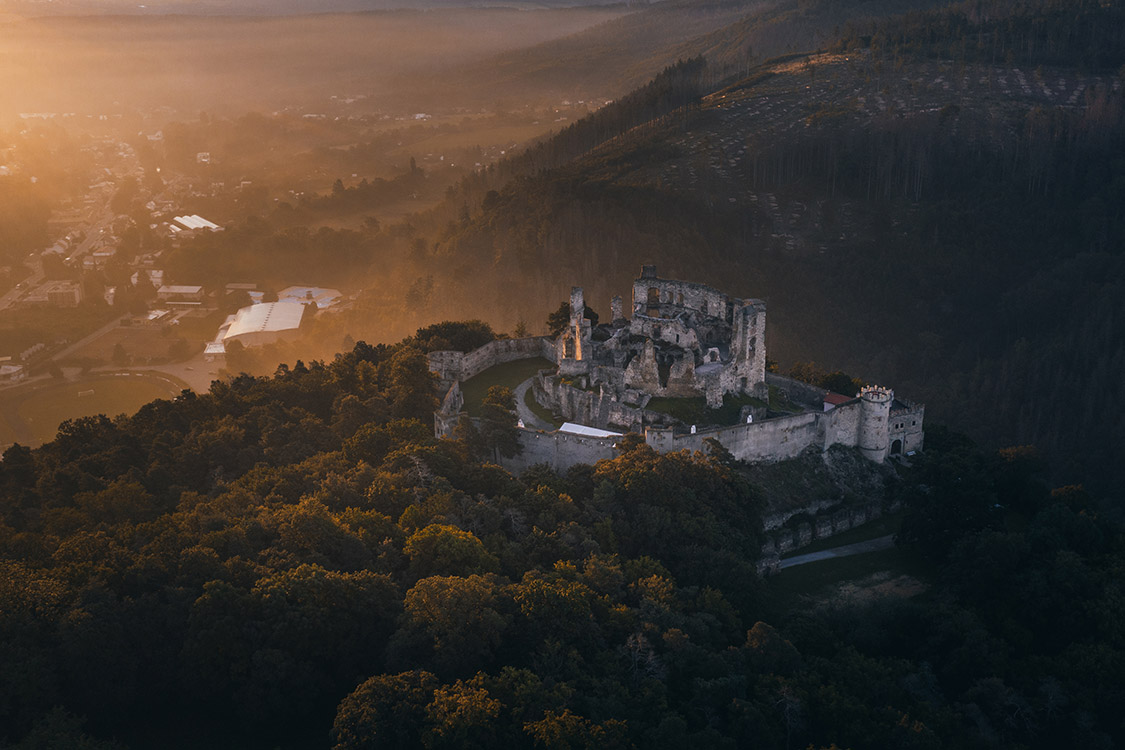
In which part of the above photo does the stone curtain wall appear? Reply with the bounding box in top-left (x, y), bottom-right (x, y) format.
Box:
top-left (823, 401), bottom-right (861, 448)
top-left (644, 411), bottom-right (826, 462)
top-left (499, 428), bottom-right (618, 474)
top-left (538, 373), bottom-right (870, 463)
top-left (427, 337), bottom-right (557, 386)
top-left (756, 499), bottom-right (895, 576)
top-left (427, 350), bottom-right (464, 389)
top-left (461, 336), bottom-right (556, 379)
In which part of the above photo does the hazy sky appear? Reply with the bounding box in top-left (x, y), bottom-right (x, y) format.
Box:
top-left (0, 0), bottom-right (613, 16)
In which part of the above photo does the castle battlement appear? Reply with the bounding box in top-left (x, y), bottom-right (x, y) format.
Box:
top-left (860, 385), bottom-right (894, 402)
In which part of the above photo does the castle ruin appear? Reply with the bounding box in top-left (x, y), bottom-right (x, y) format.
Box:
top-left (430, 266), bottom-right (924, 473)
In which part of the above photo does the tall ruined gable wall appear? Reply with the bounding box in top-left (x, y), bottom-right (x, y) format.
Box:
top-left (632, 277), bottom-right (737, 321)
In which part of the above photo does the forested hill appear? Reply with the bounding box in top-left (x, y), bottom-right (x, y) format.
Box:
top-left (438, 0), bottom-right (955, 107)
top-left (401, 0), bottom-right (1125, 496)
top-left (2, 326), bottom-right (1124, 749)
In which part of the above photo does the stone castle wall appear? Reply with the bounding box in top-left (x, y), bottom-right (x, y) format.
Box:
top-left (499, 428), bottom-right (618, 474)
top-left (428, 336), bottom-right (556, 387)
top-left (824, 401), bottom-right (862, 447)
top-left (641, 397), bottom-right (869, 463)
top-left (536, 369), bottom-right (871, 464)
top-left (644, 411), bottom-right (823, 462)
top-left (756, 500), bottom-right (893, 576)
top-left (426, 350), bottom-right (464, 389)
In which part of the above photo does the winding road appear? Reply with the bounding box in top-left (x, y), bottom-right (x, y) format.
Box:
top-left (779, 534), bottom-right (897, 569)
top-left (513, 377), bottom-right (556, 432)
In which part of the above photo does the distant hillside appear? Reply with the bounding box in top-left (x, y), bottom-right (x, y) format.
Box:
top-left (420, 0), bottom-right (768, 108)
top-left (400, 0), bottom-right (1125, 494)
top-left (0, 7), bottom-right (627, 116)
top-left (440, 0), bottom-right (955, 107)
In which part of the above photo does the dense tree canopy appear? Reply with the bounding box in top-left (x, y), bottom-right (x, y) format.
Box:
top-left (0, 325), bottom-right (1119, 748)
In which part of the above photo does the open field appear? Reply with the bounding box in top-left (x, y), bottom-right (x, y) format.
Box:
top-left (0, 371), bottom-right (187, 447)
top-left (0, 304), bottom-right (119, 361)
top-left (460, 357), bottom-right (553, 417)
top-left (769, 546), bottom-right (933, 610)
top-left (60, 325), bottom-right (190, 365)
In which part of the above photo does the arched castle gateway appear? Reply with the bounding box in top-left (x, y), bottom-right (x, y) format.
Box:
top-left (429, 266), bottom-right (924, 473)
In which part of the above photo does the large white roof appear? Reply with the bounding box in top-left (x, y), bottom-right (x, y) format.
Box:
top-left (559, 422), bottom-right (622, 438)
top-left (173, 214), bottom-right (221, 231)
top-left (223, 301), bottom-right (306, 340)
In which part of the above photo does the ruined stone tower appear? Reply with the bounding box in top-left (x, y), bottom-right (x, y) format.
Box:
top-left (557, 286), bottom-right (592, 375)
top-left (858, 385), bottom-right (894, 463)
top-left (610, 295), bottom-right (625, 323)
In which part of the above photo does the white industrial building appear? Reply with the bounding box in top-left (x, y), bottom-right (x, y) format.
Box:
top-left (219, 301), bottom-right (308, 348)
top-left (172, 214), bottom-right (221, 232)
top-left (157, 285), bottom-right (205, 305)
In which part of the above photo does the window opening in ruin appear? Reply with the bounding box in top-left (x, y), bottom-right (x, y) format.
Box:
top-left (701, 300), bottom-right (709, 315)
top-left (677, 293), bottom-right (684, 305)
top-left (749, 336), bottom-right (756, 350)
top-left (658, 359), bottom-right (671, 388)
top-left (891, 439), bottom-right (903, 455)
top-left (647, 287), bottom-right (660, 316)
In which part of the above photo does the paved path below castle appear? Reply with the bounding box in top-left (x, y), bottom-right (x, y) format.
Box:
top-left (779, 534), bottom-right (896, 570)
top-left (514, 378), bottom-right (556, 432)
